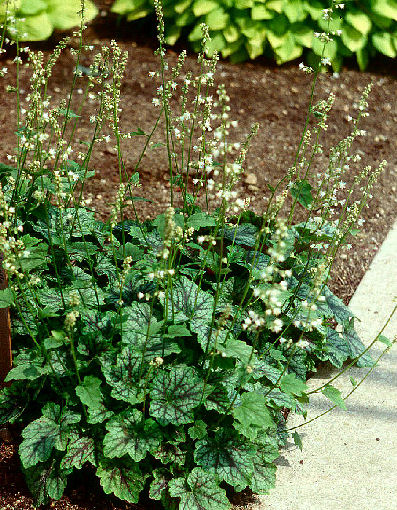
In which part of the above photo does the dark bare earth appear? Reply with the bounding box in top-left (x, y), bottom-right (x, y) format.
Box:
top-left (0, 3), bottom-right (396, 509)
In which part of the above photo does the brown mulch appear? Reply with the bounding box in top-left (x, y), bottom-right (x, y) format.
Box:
top-left (0, 3), bottom-right (396, 509)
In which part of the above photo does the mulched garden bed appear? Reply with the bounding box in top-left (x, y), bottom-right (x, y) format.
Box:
top-left (0, 3), bottom-right (396, 509)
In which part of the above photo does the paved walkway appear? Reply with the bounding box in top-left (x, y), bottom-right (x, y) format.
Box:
top-left (251, 219), bottom-right (397, 510)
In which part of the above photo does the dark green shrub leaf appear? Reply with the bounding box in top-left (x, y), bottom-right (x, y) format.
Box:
top-left (168, 467), bottom-right (230, 510)
top-left (343, 320), bottom-right (374, 367)
top-left (103, 409), bottom-right (162, 462)
top-left (149, 365), bottom-right (205, 425)
top-left (96, 460), bottom-right (146, 504)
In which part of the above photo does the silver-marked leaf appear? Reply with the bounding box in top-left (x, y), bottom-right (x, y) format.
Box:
top-left (322, 286), bottom-right (354, 323)
top-left (100, 350), bottom-right (144, 405)
top-left (249, 451), bottom-right (277, 495)
top-left (168, 467), bottom-right (230, 510)
top-left (149, 365), bottom-right (204, 425)
top-left (343, 320), bottom-right (374, 367)
top-left (323, 327), bottom-right (350, 368)
top-left (103, 409), bottom-right (161, 462)
top-left (153, 441), bottom-right (185, 466)
top-left (160, 276), bottom-right (214, 341)
top-left (60, 434), bottom-right (96, 470)
top-left (96, 460), bottom-right (146, 504)
top-left (224, 223), bottom-right (258, 247)
top-left (0, 384), bottom-right (28, 425)
top-left (24, 460), bottom-right (69, 506)
top-left (194, 431), bottom-right (256, 491)
top-left (19, 417), bottom-right (60, 468)
top-left (149, 468), bottom-right (171, 501)
top-left (188, 420), bottom-right (207, 440)
top-left (87, 404), bottom-right (114, 424)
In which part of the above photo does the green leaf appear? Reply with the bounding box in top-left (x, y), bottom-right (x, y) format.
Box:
top-left (249, 449), bottom-right (277, 495)
top-left (343, 320), bottom-right (374, 367)
top-left (346, 9), bottom-right (372, 35)
top-left (219, 337), bottom-right (253, 364)
top-left (19, 417), bottom-right (60, 468)
top-left (233, 392), bottom-right (275, 430)
top-left (377, 334), bottom-right (392, 347)
top-left (322, 286), bottom-right (354, 324)
top-left (4, 362), bottom-right (48, 382)
top-left (75, 376), bottom-right (103, 410)
top-left (15, 12), bottom-right (53, 41)
top-left (372, 31), bottom-right (397, 57)
top-left (224, 223), bottom-right (258, 247)
top-left (372, 0), bottom-right (397, 21)
top-left (161, 276), bottom-right (214, 345)
top-left (96, 460), bottom-right (146, 504)
top-left (24, 460), bottom-right (69, 506)
top-left (251, 5), bottom-right (272, 20)
top-left (103, 409), bottom-right (161, 462)
top-left (321, 384), bottom-right (347, 410)
top-left (279, 373), bottom-right (308, 396)
top-left (0, 288), bottom-right (13, 308)
top-left (292, 430), bottom-right (303, 451)
top-left (149, 468), bottom-right (171, 500)
top-left (341, 24), bottom-right (367, 52)
top-left (187, 212), bottom-right (216, 230)
top-left (188, 420), bottom-right (208, 440)
top-left (47, 0), bottom-right (98, 30)
top-left (290, 179), bottom-right (313, 209)
top-left (165, 324), bottom-right (192, 338)
top-left (168, 468), bottom-right (230, 510)
top-left (0, 384), bottom-right (28, 425)
top-left (60, 434), bottom-right (96, 470)
top-left (19, 0), bottom-right (46, 15)
top-left (194, 431), bottom-right (256, 490)
top-left (58, 108), bottom-right (80, 119)
top-left (149, 365), bottom-right (204, 425)
top-left (192, 0), bottom-right (218, 16)
top-left (100, 349), bottom-right (144, 405)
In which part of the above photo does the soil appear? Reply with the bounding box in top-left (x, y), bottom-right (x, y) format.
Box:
top-left (0, 2), bottom-right (396, 509)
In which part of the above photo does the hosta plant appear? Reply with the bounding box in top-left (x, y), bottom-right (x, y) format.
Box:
top-left (0, 1), bottom-right (392, 508)
top-left (111, 0), bottom-right (397, 70)
top-left (0, 0), bottom-right (97, 41)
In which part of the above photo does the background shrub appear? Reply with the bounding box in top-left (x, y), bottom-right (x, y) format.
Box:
top-left (111, 0), bottom-right (397, 69)
top-left (0, 0), bottom-right (98, 41)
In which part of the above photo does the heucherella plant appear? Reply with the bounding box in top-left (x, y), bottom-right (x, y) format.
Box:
top-left (0, 0), bottom-right (395, 509)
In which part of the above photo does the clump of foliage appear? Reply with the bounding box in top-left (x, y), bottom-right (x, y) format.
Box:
top-left (0, 0), bottom-right (97, 41)
top-left (0, 1), bottom-right (391, 509)
top-left (111, 0), bottom-right (397, 69)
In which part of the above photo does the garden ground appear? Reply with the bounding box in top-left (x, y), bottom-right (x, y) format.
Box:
top-left (0, 5), bottom-right (396, 509)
